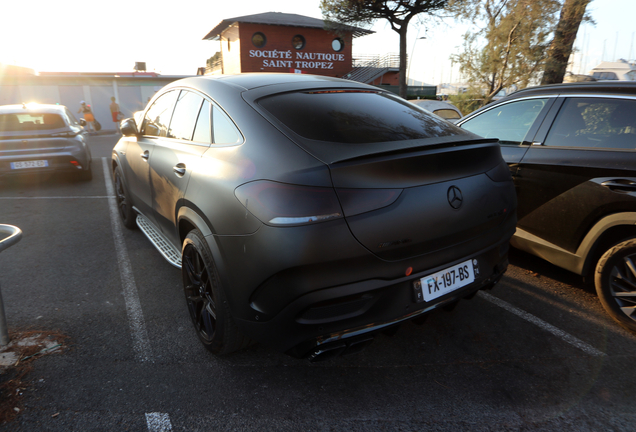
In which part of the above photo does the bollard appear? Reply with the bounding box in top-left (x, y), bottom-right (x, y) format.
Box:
top-left (0, 225), bottom-right (22, 346)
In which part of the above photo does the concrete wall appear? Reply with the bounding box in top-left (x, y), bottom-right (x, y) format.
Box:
top-left (220, 25), bottom-right (242, 75)
top-left (371, 71), bottom-right (399, 85)
top-left (0, 75), bottom-right (187, 131)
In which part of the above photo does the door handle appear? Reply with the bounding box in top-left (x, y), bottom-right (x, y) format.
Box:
top-left (173, 163), bottom-right (186, 177)
top-left (601, 180), bottom-right (636, 192)
top-left (141, 150), bottom-right (149, 160)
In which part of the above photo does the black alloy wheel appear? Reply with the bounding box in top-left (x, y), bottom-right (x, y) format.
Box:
top-left (595, 238), bottom-right (636, 333)
top-left (183, 240), bottom-right (218, 346)
top-left (181, 229), bottom-right (250, 355)
top-left (114, 166), bottom-right (136, 229)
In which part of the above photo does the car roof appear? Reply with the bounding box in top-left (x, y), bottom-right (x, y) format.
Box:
top-left (501, 81), bottom-right (636, 101)
top-left (163, 73), bottom-right (378, 92)
top-left (0, 103), bottom-right (68, 114)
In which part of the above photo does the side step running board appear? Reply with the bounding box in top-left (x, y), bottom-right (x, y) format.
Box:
top-left (136, 215), bottom-right (182, 269)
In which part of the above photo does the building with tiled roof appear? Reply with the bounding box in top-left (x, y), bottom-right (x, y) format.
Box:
top-left (202, 12), bottom-right (374, 77)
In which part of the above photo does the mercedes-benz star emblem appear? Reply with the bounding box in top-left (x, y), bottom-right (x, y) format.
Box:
top-left (447, 186), bottom-right (463, 209)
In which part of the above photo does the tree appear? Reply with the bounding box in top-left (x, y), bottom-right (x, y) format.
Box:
top-left (541, 0), bottom-right (592, 85)
top-left (321, 0), bottom-right (449, 98)
top-left (206, 52), bottom-right (222, 69)
top-left (448, 0), bottom-right (561, 103)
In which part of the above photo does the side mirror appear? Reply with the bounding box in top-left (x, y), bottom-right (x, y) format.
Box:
top-left (120, 118), bottom-right (138, 137)
top-left (79, 118), bottom-right (87, 126)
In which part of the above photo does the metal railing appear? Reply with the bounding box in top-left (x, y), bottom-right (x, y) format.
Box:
top-left (352, 53), bottom-right (401, 69)
top-left (344, 54), bottom-right (402, 83)
top-left (0, 224), bottom-right (22, 345)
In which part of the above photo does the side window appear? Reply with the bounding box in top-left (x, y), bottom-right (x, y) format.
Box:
top-left (192, 101), bottom-right (211, 144)
top-left (142, 90), bottom-right (178, 137)
top-left (168, 91), bottom-right (204, 141)
top-left (64, 108), bottom-right (79, 125)
top-left (544, 97), bottom-right (636, 150)
top-left (212, 105), bottom-right (241, 144)
top-left (461, 98), bottom-right (549, 145)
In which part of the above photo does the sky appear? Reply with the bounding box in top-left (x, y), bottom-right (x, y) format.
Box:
top-left (1, 0), bottom-right (634, 85)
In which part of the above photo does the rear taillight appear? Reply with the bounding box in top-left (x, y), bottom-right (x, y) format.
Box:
top-left (336, 188), bottom-right (402, 216)
top-left (235, 181), bottom-right (343, 226)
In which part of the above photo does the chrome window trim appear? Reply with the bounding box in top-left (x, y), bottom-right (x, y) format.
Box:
top-left (555, 94), bottom-right (636, 101)
top-left (175, 86), bottom-right (245, 146)
top-left (461, 94), bottom-right (636, 126)
top-left (142, 86), bottom-right (246, 146)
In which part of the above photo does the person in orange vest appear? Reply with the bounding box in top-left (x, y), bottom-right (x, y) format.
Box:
top-left (110, 97), bottom-right (121, 133)
top-left (77, 101), bottom-right (95, 133)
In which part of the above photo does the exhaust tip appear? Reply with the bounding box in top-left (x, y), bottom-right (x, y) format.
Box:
top-left (305, 336), bottom-right (375, 362)
top-left (307, 344), bottom-right (346, 362)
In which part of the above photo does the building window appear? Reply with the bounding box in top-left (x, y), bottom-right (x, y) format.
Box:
top-left (252, 32), bottom-right (267, 48)
top-left (292, 35), bottom-right (305, 50)
top-left (332, 38), bottom-right (344, 52)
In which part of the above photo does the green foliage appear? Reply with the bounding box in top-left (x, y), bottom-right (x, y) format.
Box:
top-left (448, 91), bottom-right (488, 115)
top-left (448, 0), bottom-right (561, 103)
top-left (321, 0), bottom-right (448, 30)
top-left (206, 52), bottom-right (222, 68)
top-left (406, 94), bottom-right (437, 100)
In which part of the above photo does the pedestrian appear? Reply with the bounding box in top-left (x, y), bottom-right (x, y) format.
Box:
top-left (77, 101), bottom-right (95, 133)
top-left (110, 97), bottom-right (121, 133)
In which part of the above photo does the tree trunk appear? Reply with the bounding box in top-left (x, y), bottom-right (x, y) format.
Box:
top-left (399, 25), bottom-right (409, 98)
top-left (541, 0), bottom-right (591, 85)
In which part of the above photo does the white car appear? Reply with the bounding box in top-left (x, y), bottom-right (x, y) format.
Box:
top-left (410, 100), bottom-right (463, 123)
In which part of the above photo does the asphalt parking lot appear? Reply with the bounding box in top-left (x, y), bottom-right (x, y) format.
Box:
top-left (0, 134), bottom-right (635, 431)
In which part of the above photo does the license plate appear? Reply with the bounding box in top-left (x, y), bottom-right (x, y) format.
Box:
top-left (10, 160), bottom-right (49, 169)
top-left (413, 259), bottom-right (475, 302)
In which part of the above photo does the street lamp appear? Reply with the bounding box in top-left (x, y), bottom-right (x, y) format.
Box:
top-left (408, 36), bottom-right (426, 85)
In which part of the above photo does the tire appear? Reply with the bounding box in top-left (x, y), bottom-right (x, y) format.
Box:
top-left (595, 238), bottom-right (636, 333)
top-left (113, 165), bottom-right (136, 229)
top-left (182, 229), bottom-right (250, 355)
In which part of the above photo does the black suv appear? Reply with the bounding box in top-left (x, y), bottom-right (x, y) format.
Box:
top-left (112, 74), bottom-right (516, 360)
top-left (459, 82), bottom-right (636, 333)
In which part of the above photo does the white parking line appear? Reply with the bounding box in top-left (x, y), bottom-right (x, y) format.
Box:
top-left (102, 157), bottom-right (153, 362)
top-left (0, 196), bottom-right (111, 199)
top-left (478, 291), bottom-right (607, 357)
top-left (145, 412), bottom-right (173, 432)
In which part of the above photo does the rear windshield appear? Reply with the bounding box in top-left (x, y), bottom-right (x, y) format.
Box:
top-left (0, 113), bottom-right (66, 131)
top-left (258, 90), bottom-right (468, 143)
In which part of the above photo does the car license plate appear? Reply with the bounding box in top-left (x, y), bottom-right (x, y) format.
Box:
top-left (10, 160), bottom-right (49, 169)
top-left (413, 259), bottom-right (475, 302)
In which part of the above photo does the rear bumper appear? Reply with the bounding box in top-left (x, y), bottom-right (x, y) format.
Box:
top-left (231, 234), bottom-right (512, 357)
top-left (0, 152), bottom-right (90, 178)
